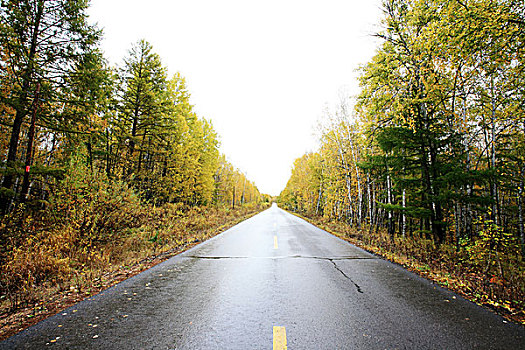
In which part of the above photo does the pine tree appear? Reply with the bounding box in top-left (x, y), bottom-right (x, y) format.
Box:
top-left (0, 0), bottom-right (100, 212)
top-left (115, 39), bottom-right (168, 181)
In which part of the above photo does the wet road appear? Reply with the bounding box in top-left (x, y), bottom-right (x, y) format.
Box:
top-left (2, 204), bottom-right (524, 349)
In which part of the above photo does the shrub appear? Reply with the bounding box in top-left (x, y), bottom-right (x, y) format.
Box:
top-left (0, 156), bottom-right (146, 308)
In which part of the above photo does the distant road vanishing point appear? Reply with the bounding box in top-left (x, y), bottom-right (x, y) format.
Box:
top-left (2, 204), bottom-right (524, 349)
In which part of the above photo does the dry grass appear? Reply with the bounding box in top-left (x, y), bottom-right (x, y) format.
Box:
top-left (0, 202), bottom-right (269, 341)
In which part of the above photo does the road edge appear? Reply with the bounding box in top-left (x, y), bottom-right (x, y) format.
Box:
top-left (281, 207), bottom-right (525, 327)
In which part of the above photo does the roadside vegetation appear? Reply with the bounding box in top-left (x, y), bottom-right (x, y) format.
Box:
top-left (0, 0), bottom-right (270, 339)
top-left (0, 195), bottom-right (268, 340)
top-left (279, 0), bottom-right (524, 324)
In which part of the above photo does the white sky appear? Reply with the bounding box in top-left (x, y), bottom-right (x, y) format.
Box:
top-left (87, 0), bottom-right (383, 196)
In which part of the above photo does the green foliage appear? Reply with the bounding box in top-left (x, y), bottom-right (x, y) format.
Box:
top-left (0, 0), bottom-right (102, 210)
top-left (49, 155), bottom-right (144, 246)
top-left (279, 152), bottom-right (324, 215)
top-left (467, 213), bottom-right (517, 269)
top-left (281, 0), bottom-right (525, 246)
top-left (279, 0), bottom-right (525, 320)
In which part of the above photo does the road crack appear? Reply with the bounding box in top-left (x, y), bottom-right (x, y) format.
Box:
top-left (185, 255), bottom-right (365, 293)
top-left (328, 259), bottom-right (363, 293)
top-left (186, 256), bottom-right (247, 259)
top-left (185, 255), bottom-right (375, 260)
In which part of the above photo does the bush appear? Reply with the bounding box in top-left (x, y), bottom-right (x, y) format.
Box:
top-left (49, 156), bottom-right (145, 246)
top-left (0, 156), bottom-right (146, 309)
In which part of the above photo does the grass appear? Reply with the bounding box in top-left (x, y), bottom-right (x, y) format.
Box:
top-left (0, 202), bottom-right (269, 341)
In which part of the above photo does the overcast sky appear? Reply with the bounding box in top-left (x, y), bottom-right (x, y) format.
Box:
top-left (87, 0), bottom-right (383, 196)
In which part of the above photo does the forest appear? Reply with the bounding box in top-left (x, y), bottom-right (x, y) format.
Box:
top-left (0, 0), bottom-right (269, 331)
top-left (279, 0), bottom-right (524, 323)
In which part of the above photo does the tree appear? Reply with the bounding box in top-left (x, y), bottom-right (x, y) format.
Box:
top-left (115, 39), bottom-right (168, 180)
top-left (0, 0), bottom-right (100, 212)
top-left (281, 0), bottom-right (524, 253)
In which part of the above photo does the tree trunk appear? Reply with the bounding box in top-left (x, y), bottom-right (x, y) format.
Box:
top-left (402, 188), bottom-right (406, 238)
top-left (232, 186), bottom-right (235, 209)
top-left (334, 134), bottom-right (354, 224)
top-left (346, 124), bottom-right (363, 227)
top-left (430, 146), bottom-right (445, 243)
top-left (128, 112), bottom-right (139, 175)
top-left (241, 177), bottom-right (246, 205)
top-left (20, 84), bottom-right (40, 202)
top-left (490, 77), bottom-right (501, 226)
top-left (105, 128), bottom-right (112, 177)
top-left (519, 162), bottom-right (525, 255)
top-left (455, 202), bottom-right (461, 251)
top-left (387, 174), bottom-right (394, 238)
top-left (316, 177), bottom-right (323, 215)
top-left (366, 172), bottom-right (372, 223)
top-left (128, 61), bottom-right (143, 176)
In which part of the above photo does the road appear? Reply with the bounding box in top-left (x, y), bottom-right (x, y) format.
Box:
top-left (2, 204), bottom-right (524, 349)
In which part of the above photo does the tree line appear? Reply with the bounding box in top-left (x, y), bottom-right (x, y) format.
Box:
top-left (0, 0), bottom-right (269, 315)
top-left (280, 0), bottom-right (524, 316)
top-left (281, 0), bottom-right (524, 251)
top-left (0, 0), bottom-right (263, 214)
top-left (279, 0), bottom-right (524, 311)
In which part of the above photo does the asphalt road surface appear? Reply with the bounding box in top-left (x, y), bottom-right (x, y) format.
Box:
top-left (2, 204), bottom-right (524, 349)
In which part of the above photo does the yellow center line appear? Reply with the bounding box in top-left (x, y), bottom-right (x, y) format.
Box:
top-left (273, 326), bottom-right (287, 350)
top-left (273, 235), bottom-right (278, 249)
